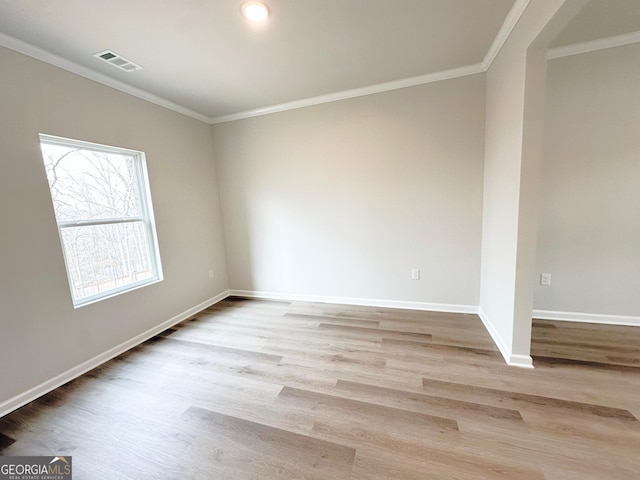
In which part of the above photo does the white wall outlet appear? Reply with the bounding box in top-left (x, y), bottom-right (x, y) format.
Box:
top-left (540, 273), bottom-right (551, 286)
top-left (411, 268), bottom-right (420, 280)
top-left (208, 269), bottom-right (215, 279)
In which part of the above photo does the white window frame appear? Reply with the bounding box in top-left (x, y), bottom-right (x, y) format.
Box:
top-left (39, 134), bottom-right (163, 307)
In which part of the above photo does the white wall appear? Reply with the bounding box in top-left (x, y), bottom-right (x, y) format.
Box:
top-left (212, 74), bottom-right (486, 310)
top-left (479, 0), bottom-right (585, 366)
top-left (535, 43), bottom-right (640, 322)
top-left (0, 46), bottom-right (229, 410)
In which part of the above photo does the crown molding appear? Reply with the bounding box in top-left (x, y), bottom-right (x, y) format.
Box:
top-left (482, 0), bottom-right (531, 70)
top-left (7, 6), bottom-right (636, 127)
top-left (210, 63), bottom-right (485, 124)
top-left (214, 0), bottom-right (532, 124)
top-left (1, 28), bottom-right (485, 126)
top-left (0, 32), bottom-right (211, 124)
top-left (547, 29), bottom-right (640, 59)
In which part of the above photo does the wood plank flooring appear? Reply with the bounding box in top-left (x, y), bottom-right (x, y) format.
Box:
top-left (1, 298), bottom-right (639, 479)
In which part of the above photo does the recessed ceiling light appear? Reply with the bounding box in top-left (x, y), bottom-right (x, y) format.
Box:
top-left (242, 1), bottom-right (269, 22)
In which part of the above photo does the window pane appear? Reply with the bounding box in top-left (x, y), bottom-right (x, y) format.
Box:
top-left (41, 143), bottom-right (143, 222)
top-left (39, 134), bottom-right (162, 307)
top-left (60, 222), bottom-right (153, 302)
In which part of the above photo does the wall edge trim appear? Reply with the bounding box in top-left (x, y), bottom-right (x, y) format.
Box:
top-left (0, 290), bottom-right (231, 419)
top-left (5, 21), bottom-right (637, 126)
top-left (533, 309), bottom-right (640, 327)
top-left (477, 307), bottom-right (533, 368)
top-left (0, 32), bottom-right (211, 124)
top-left (229, 289), bottom-right (477, 314)
top-left (482, 0), bottom-right (531, 69)
top-left (548, 30), bottom-right (640, 60)
top-left (210, 64), bottom-right (485, 124)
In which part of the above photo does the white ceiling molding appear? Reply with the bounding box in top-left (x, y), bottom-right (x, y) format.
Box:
top-left (548, 29), bottom-right (640, 59)
top-left (210, 63), bottom-right (486, 124)
top-left (482, 0), bottom-right (531, 69)
top-left (6, 3), bottom-right (634, 127)
top-left (0, 32), bottom-right (210, 124)
top-left (0, 2), bottom-right (527, 126)
top-left (215, 0), bottom-right (532, 124)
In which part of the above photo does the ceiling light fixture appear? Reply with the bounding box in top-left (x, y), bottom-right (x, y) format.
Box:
top-left (241, 1), bottom-right (269, 21)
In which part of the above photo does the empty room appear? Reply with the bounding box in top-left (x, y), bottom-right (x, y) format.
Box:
top-left (0, 0), bottom-right (638, 479)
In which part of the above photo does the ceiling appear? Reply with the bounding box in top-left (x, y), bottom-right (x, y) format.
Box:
top-left (551, 0), bottom-right (640, 47)
top-left (0, 0), bottom-right (516, 121)
top-left (0, 1), bottom-right (638, 124)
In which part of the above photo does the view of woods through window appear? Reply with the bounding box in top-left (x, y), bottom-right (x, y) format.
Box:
top-left (39, 135), bottom-right (161, 306)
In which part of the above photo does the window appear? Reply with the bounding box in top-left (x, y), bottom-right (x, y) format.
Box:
top-left (39, 134), bottom-right (162, 307)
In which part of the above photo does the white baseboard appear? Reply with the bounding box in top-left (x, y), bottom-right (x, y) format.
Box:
top-left (232, 290), bottom-right (533, 367)
top-left (0, 290), bottom-right (231, 419)
top-left (507, 354), bottom-right (534, 368)
top-left (533, 309), bottom-right (640, 327)
top-left (477, 307), bottom-right (533, 369)
top-left (4, 288), bottom-right (545, 418)
top-left (477, 307), bottom-right (511, 363)
top-left (228, 289), bottom-right (477, 314)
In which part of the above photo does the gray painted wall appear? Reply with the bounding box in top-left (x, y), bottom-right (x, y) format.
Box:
top-left (0, 46), bottom-right (229, 405)
top-left (212, 74), bottom-right (486, 309)
top-left (535, 43), bottom-right (640, 320)
top-left (2, 0), bottom-right (636, 412)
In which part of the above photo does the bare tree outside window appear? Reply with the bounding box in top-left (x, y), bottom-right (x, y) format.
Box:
top-left (39, 135), bottom-right (162, 306)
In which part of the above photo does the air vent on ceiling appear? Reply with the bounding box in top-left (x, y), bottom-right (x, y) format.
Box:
top-left (93, 50), bottom-right (142, 72)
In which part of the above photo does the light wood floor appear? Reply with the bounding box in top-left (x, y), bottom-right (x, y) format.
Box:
top-left (1, 298), bottom-right (639, 479)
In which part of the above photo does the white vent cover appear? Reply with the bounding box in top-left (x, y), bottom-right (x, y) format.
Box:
top-left (93, 50), bottom-right (142, 72)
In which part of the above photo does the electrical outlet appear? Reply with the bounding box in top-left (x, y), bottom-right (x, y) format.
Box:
top-left (208, 269), bottom-right (215, 279)
top-left (540, 273), bottom-right (551, 286)
top-left (411, 268), bottom-right (420, 280)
